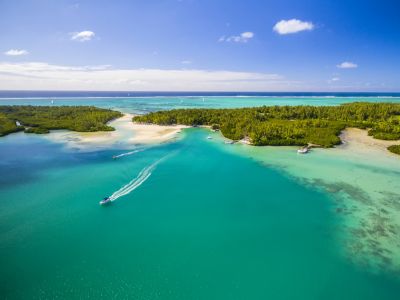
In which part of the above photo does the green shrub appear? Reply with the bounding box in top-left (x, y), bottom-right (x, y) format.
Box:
top-left (388, 145), bottom-right (400, 155)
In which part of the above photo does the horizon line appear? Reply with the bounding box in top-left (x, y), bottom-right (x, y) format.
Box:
top-left (1, 90), bottom-right (400, 94)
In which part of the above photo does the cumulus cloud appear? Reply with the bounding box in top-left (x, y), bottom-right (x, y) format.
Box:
top-left (219, 31), bottom-right (254, 43)
top-left (273, 19), bottom-right (314, 35)
top-left (70, 30), bottom-right (95, 42)
top-left (337, 62), bottom-right (358, 69)
top-left (4, 49), bottom-right (29, 56)
top-left (0, 61), bottom-right (290, 91)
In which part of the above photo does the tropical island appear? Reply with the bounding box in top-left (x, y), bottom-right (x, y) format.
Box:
top-left (1, 103), bottom-right (399, 155)
top-left (133, 102), bottom-right (400, 154)
top-left (0, 105), bottom-right (122, 136)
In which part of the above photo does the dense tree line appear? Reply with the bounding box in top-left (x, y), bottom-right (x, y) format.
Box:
top-left (133, 102), bottom-right (400, 148)
top-left (0, 106), bottom-right (122, 136)
top-left (0, 113), bottom-right (23, 136)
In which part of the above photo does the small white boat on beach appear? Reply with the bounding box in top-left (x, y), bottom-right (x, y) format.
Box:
top-left (297, 147), bottom-right (309, 154)
top-left (239, 137), bottom-right (251, 145)
top-left (224, 140), bottom-right (234, 144)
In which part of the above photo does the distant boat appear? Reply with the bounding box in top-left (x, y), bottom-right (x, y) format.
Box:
top-left (239, 136), bottom-right (251, 145)
top-left (207, 136), bottom-right (213, 140)
top-left (297, 147), bottom-right (309, 154)
top-left (99, 197), bottom-right (111, 205)
top-left (51, 99), bottom-right (54, 104)
top-left (224, 140), bottom-right (234, 144)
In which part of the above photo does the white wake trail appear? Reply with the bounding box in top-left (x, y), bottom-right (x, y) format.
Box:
top-left (109, 167), bottom-right (152, 201)
top-left (113, 148), bottom-right (144, 159)
top-left (108, 154), bottom-right (171, 202)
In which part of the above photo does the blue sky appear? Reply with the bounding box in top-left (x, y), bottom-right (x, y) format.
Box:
top-left (0, 0), bottom-right (399, 91)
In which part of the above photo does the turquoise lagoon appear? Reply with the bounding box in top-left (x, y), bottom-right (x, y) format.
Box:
top-left (1, 96), bottom-right (400, 299)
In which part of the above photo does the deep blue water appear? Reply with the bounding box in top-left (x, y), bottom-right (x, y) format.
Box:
top-left (1, 90), bottom-right (400, 98)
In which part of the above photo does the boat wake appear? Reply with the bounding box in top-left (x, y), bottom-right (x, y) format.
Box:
top-left (108, 154), bottom-right (170, 202)
top-left (113, 148), bottom-right (145, 159)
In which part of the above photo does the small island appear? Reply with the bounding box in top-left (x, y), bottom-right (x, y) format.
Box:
top-left (0, 105), bottom-right (123, 136)
top-left (133, 102), bottom-right (400, 154)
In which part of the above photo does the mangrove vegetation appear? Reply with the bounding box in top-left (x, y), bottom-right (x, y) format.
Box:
top-left (133, 102), bottom-right (400, 148)
top-left (0, 105), bottom-right (122, 136)
top-left (388, 145), bottom-right (400, 155)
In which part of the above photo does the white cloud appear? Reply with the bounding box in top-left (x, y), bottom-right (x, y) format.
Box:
top-left (181, 60), bottom-right (192, 65)
top-left (273, 19), bottom-right (314, 35)
top-left (70, 30), bottom-right (95, 42)
top-left (0, 61), bottom-right (290, 91)
top-left (219, 31), bottom-right (254, 43)
top-left (337, 61), bottom-right (358, 69)
top-left (4, 49), bottom-right (29, 56)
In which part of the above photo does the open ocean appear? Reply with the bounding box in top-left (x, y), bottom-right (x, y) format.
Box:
top-left (1, 93), bottom-right (400, 299)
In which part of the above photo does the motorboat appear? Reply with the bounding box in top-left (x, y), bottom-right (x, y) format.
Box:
top-left (207, 136), bottom-right (213, 139)
top-left (99, 197), bottom-right (112, 205)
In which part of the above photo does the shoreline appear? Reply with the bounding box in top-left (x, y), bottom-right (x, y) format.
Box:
top-left (44, 113), bottom-right (188, 150)
top-left (338, 128), bottom-right (400, 156)
top-left (21, 111), bottom-right (400, 157)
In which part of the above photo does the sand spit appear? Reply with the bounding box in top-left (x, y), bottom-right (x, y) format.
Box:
top-left (45, 114), bottom-right (188, 150)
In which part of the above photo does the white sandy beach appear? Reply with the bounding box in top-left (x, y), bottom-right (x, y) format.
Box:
top-left (45, 113), bottom-right (188, 150)
top-left (338, 128), bottom-right (399, 156)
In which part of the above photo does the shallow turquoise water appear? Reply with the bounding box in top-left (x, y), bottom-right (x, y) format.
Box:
top-left (1, 95), bottom-right (399, 114)
top-left (1, 97), bottom-right (400, 299)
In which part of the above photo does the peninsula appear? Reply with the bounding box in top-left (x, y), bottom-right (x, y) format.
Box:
top-left (0, 106), bottom-right (122, 136)
top-left (133, 102), bottom-right (400, 154)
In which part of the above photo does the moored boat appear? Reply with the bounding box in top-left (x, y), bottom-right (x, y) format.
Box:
top-left (297, 147), bottom-right (309, 154)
